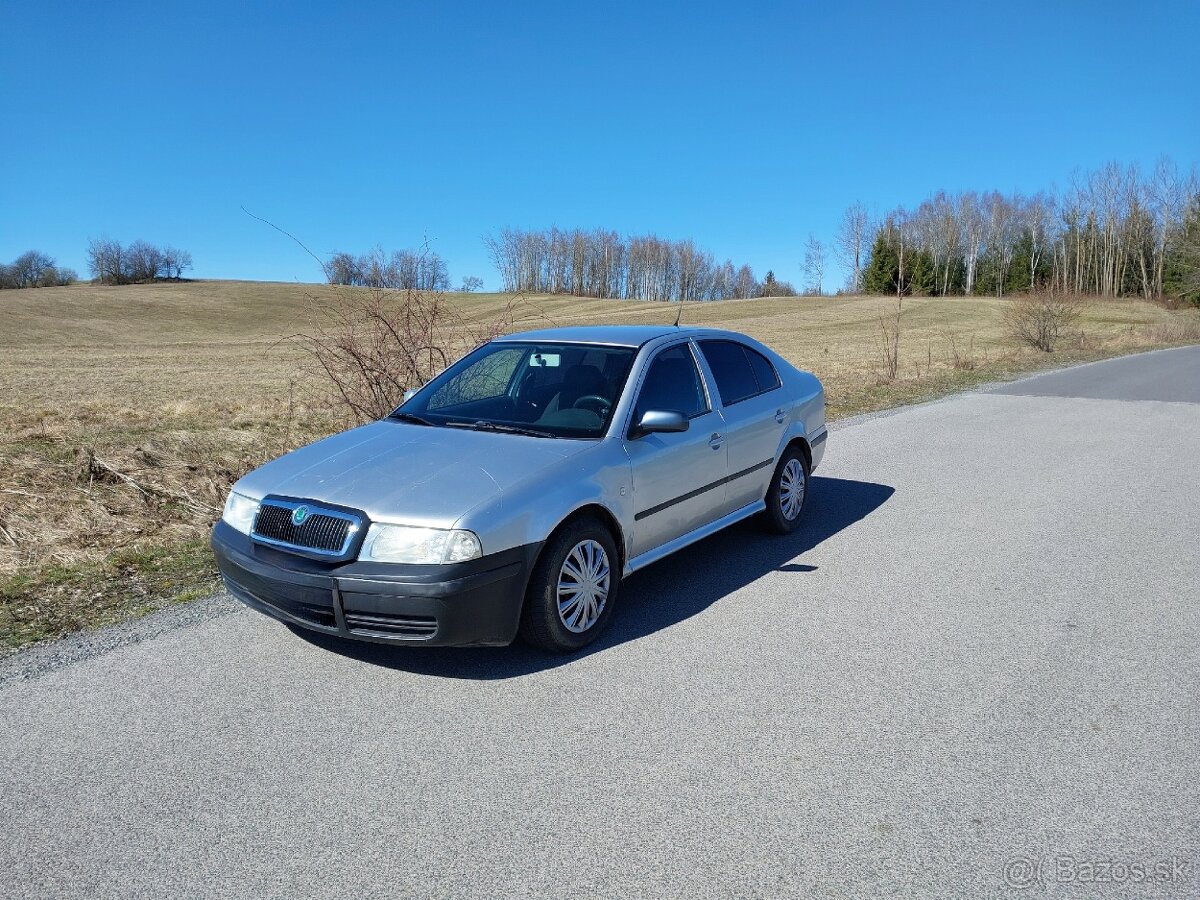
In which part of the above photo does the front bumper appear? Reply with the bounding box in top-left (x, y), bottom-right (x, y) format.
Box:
top-left (211, 520), bottom-right (540, 647)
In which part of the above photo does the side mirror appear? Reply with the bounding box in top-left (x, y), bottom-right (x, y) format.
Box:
top-left (631, 409), bottom-right (688, 438)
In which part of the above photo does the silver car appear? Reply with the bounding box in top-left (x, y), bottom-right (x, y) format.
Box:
top-left (212, 325), bottom-right (826, 652)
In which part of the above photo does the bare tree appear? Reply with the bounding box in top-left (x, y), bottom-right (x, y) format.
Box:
top-left (124, 240), bottom-right (165, 282)
top-left (911, 191), bottom-right (960, 296)
top-left (4, 250), bottom-right (56, 288)
top-left (85, 239), bottom-right (189, 284)
top-left (802, 234), bottom-right (825, 295)
top-left (0, 251), bottom-right (77, 289)
top-left (1098, 163), bottom-right (1124, 296)
top-left (959, 193), bottom-right (986, 295)
top-left (326, 252), bottom-right (359, 285)
top-left (981, 191), bottom-right (1017, 296)
top-left (460, 276), bottom-right (483, 292)
top-left (835, 202), bottom-right (871, 293)
top-left (325, 247), bottom-right (450, 291)
top-left (1148, 157), bottom-right (1195, 298)
top-left (1023, 192), bottom-right (1054, 293)
top-left (87, 238), bottom-right (124, 284)
top-left (712, 260), bottom-right (735, 299)
top-left (484, 227), bottom-right (758, 301)
top-left (884, 210), bottom-right (911, 297)
top-left (733, 264), bottom-right (758, 299)
top-left (162, 247), bottom-right (193, 280)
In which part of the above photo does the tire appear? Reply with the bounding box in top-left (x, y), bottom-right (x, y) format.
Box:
top-left (763, 446), bottom-right (810, 534)
top-left (519, 516), bottom-right (620, 653)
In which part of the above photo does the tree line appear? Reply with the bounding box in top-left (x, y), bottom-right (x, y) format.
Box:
top-left (0, 251), bottom-right (77, 289)
top-left (1, 240), bottom-right (193, 289)
top-left (10, 156), bottom-right (1198, 304)
top-left (87, 239), bottom-right (193, 284)
top-left (484, 227), bottom-right (795, 301)
top-left (845, 157), bottom-right (1199, 301)
top-left (326, 248), bottom-right (452, 291)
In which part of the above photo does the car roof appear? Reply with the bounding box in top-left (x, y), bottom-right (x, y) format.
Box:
top-left (492, 324), bottom-right (735, 348)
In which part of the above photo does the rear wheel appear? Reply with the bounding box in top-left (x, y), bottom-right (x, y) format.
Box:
top-left (763, 447), bottom-right (809, 534)
top-left (519, 517), bottom-right (620, 653)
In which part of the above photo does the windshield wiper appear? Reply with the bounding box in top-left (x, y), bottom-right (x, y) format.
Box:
top-left (387, 412), bottom-right (435, 426)
top-left (447, 420), bottom-right (556, 439)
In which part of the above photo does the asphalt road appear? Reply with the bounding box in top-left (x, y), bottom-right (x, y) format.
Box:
top-left (2, 347), bottom-right (1198, 899)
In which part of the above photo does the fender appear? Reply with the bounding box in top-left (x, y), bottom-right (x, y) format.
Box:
top-left (452, 438), bottom-right (633, 561)
top-left (768, 368), bottom-right (827, 475)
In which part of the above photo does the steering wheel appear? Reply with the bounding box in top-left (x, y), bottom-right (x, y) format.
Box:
top-left (572, 394), bottom-right (611, 415)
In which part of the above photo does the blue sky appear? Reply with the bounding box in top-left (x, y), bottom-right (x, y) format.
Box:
top-left (3, 0), bottom-right (1198, 291)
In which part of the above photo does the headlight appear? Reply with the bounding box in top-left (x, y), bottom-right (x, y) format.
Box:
top-left (359, 524), bottom-right (482, 564)
top-left (221, 491), bottom-right (260, 535)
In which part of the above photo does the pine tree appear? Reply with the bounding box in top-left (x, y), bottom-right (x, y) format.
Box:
top-left (862, 234), bottom-right (898, 294)
top-left (907, 249), bottom-right (937, 296)
top-left (1163, 195), bottom-right (1200, 304)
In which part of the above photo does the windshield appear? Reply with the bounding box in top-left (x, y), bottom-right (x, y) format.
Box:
top-left (393, 341), bottom-right (637, 439)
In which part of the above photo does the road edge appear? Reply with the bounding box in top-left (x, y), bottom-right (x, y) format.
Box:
top-left (830, 343), bottom-right (1198, 433)
top-left (0, 592), bottom-right (239, 687)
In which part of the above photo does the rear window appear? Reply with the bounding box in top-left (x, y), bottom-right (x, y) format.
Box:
top-left (698, 340), bottom-right (761, 406)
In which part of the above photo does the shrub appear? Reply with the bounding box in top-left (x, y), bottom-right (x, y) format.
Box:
top-left (1003, 292), bottom-right (1081, 352)
top-left (947, 333), bottom-right (978, 370)
top-left (293, 283), bottom-right (515, 426)
top-left (875, 301), bottom-right (902, 382)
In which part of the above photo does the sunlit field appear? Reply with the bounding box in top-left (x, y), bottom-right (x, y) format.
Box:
top-left (2, 279), bottom-right (1197, 649)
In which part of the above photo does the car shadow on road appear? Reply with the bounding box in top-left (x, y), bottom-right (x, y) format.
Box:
top-left (290, 476), bottom-right (894, 679)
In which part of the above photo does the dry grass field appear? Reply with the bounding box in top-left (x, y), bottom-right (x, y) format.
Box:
top-left (2, 280), bottom-right (1198, 650)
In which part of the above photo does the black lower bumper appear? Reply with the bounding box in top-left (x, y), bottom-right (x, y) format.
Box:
top-left (211, 521), bottom-right (540, 647)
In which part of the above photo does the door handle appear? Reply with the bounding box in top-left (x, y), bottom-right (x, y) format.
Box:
top-left (775, 409), bottom-right (787, 424)
top-left (708, 432), bottom-right (724, 449)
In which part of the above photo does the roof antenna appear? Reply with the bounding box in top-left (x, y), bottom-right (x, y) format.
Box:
top-left (673, 298), bottom-right (684, 327)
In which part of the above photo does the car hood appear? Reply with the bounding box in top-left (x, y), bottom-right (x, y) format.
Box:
top-left (234, 420), bottom-right (589, 528)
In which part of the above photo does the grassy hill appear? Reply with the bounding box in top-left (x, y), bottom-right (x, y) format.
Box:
top-left (2, 279), bottom-right (1198, 649)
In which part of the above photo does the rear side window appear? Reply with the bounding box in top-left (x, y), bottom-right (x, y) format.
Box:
top-left (698, 340), bottom-right (760, 406)
top-left (745, 347), bottom-right (781, 392)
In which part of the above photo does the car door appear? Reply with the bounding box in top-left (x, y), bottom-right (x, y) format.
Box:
top-left (697, 339), bottom-right (787, 514)
top-left (623, 342), bottom-right (729, 558)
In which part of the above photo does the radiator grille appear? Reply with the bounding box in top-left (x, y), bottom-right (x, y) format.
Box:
top-left (252, 502), bottom-right (356, 555)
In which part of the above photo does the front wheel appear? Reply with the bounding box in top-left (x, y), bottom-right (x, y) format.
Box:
top-left (519, 517), bottom-right (620, 653)
top-left (763, 448), bottom-right (809, 534)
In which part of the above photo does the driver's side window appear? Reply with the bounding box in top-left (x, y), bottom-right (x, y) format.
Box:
top-left (634, 345), bottom-right (709, 421)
